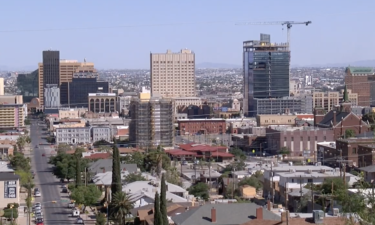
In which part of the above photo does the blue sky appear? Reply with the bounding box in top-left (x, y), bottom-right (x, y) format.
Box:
top-left (1, 0), bottom-right (375, 69)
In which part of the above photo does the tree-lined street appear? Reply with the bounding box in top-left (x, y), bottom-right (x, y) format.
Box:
top-left (30, 118), bottom-right (75, 225)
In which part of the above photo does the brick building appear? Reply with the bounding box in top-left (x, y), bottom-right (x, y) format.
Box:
top-left (344, 66), bottom-right (374, 107)
top-left (266, 126), bottom-right (334, 157)
top-left (315, 86), bottom-right (371, 139)
top-left (318, 138), bottom-right (375, 168)
top-left (178, 119), bottom-right (226, 135)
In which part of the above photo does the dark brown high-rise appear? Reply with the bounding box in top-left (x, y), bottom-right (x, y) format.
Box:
top-left (42, 50), bottom-right (60, 87)
top-left (344, 67), bottom-right (374, 107)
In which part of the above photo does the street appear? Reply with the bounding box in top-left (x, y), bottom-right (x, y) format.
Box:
top-left (30, 118), bottom-right (75, 225)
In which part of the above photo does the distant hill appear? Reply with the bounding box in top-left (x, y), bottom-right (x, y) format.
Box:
top-left (305, 60), bottom-right (375, 68)
top-left (196, 62), bottom-right (241, 69)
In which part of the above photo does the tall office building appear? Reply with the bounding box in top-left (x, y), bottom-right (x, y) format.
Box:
top-left (344, 67), bottom-right (374, 107)
top-left (60, 68), bottom-right (109, 108)
top-left (38, 51), bottom-right (95, 106)
top-left (150, 49), bottom-right (196, 98)
top-left (0, 78), bottom-right (4, 95)
top-left (44, 84), bottom-right (60, 108)
top-left (243, 34), bottom-right (290, 116)
top-left (129, 91), bottom-right (174, 148)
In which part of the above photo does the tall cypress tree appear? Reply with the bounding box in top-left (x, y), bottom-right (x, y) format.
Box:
top-left (111, 139), bottom-right (122, 197)
top-left (74, 148), bottom-right (82, 187)
top-left (160, 173), bottom-right (168, 225)
top-left (154, 192), bottom-right (162, 225)
top-left (75, 155), bottom-right (81, 187)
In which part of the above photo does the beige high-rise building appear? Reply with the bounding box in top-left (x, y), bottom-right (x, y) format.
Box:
top-left (313, 90), bottom-right (358, 111)
top-left (150, 49), bottom-right (196, 98)
top-left (38, 59), bottom-right (95, 106)
top-left (0, 78), bottom-right (4, 95)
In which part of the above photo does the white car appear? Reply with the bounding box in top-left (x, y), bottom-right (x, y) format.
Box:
top-left (72, 209), bottom-right (80, 217)
top-left (34, 191), bottom-right (41, 197)
top-left (76, 217), bottom-right (84, 224)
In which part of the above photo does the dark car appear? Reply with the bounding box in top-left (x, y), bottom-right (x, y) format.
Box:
top-left (62, 188), bottom-right (68, 193)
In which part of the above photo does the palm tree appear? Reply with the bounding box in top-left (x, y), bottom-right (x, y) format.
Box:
top-left (110, 192), bottom-right (133, 225)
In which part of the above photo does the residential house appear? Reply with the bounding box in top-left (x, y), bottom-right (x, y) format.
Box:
top-left (171, 203), bottom-right (280, 225)
top-left (88, 159), bottom-right (137, 175)
top-left (122, 180), bottom-right (192, 208)
top-left (240, 210), bottom-right (355, 225)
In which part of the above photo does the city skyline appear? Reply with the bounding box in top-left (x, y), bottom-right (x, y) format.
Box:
top-left (1, 0), bottom-right (375, 69)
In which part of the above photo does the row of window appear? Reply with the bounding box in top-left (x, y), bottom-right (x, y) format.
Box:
top-left (284, 136), bottom-right (327, 141)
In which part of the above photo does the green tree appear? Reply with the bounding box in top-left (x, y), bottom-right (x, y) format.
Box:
top-left (345, 129), bottom-right (356, 138)
top-left (230, 148), bottom-right (246, 161)
top-left (160, 174), bottom-right (168, 225)
top-left (111, 140), bottom-right (122, 196)
top-left (321, 177), bottom-right (345, 194)
top-left (144, 148), bottom-right (170, 177)
top-left (24, 119), bottom-right (31, 125)
top-left (153, 192), bottom-right (162, 225)
top-left (98, 145), bottom-right (112, 152)
top-left (238, 176), bottom-right (263, 191)
top-left (121, 152), bottom-right (145, 171)
top-left (57, 143), bottom-right (71, 153)
top-left (95, 213), bottom-right (107, 225)
top-left (10, 152), bottom-right (30, 171)
top-left (16, 136), bottom-right (26, 151)
top-left (123, 173), bottom-right (147, 183)
top-left (70, 184), bottom-right (101, 212)
top-left (279, 147), bottom-right (291, 158)
top-left (362, 112), bottom-right (375, 131)
top-left (110, 192), bottom-right (133, 225)
top-left (74, 148), bottom-right (84, 187)
top-left (188, 182), bottom-right (209, 201)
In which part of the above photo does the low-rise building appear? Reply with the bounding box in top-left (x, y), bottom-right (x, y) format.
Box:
top-left (178, 118), bottom-right (226, 135)
top-left (0, 173), bottom-right (20, 208)
top-left (318, 138), bottom-right (375, 168)
top-left (92, 126), bottom-right (112, 143)
top-left (266, 126), bottom-right (334, 157)
top-left (55, 127), bottom-right (91, 145)
top-left (257, 114), bottom-right (297, 127)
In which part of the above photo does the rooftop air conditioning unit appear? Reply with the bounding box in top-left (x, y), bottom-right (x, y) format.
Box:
top-left (307, 169), bottom-right (312, 174)
top-left (316, 162), bottom-right (322, 166)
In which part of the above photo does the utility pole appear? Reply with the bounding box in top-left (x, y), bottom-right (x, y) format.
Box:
top-left (343, 163), bottom-right (346, 184)
top-left (311, 182), bottom-right (314, 211)
top-left (285, 182), bottom-right (289, 210)
top-left (271, 163), bottom-right (274, 204)
top-left (331, 181), bottom-right (334, 214)
top-left (299, 175), bottom-right (303, 212)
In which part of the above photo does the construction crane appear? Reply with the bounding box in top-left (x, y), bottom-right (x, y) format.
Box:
top-left (235, 21), bottom-right (312, 51)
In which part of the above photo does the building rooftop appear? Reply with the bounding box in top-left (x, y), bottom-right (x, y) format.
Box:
top-left (88, 93), bottom-right (116, 97)
top-left (346, 66), bottom-right (375, 75)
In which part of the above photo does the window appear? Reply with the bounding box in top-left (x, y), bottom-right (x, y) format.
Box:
top-left (324, 136), bottom-right (326, 141)
top-left (284, 137), bottom-right (287, 142)
top-left (308, 179), bottom-right (313, 183)
top-left (315, 136), bottom-right (317, 141)
top-left (352, 148), bottom-right (357, 154)
top-left (308, 137), bottom-right (310, 141)
top-left (291, 137), bottom-right (294, 141)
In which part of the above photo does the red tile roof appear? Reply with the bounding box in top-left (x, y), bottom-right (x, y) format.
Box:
top-left (296, 114), bottom-right (314, 119)
top-left (179, 143), bottom-right (227, 152)
top-left (165, 149), bottom-right (198, 156)
top-left (84, 153), bottom-right (111, 159)
top-left (210, 152), bottom-right (234, 158)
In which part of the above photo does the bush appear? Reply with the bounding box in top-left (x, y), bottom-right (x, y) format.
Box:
top-left (6, 203), bottom-right (19, 208)
top-left (3, 208), bottom-right (18, 219)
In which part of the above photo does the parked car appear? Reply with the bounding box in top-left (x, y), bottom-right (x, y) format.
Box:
top-left (76, 217), bottom-right (84, 224)
top-left (34, 191), bottom-right (41, 197)
top-left (72, 209), bottom-right (80, 217)
top-left (68, 202), bottom-right (75, 208)
top-left (36, 218), bottom-right (43, 223)
top-left (62, 188), bottom-right (68, 193)
top-left (36, 222), bottom-right (43, 225)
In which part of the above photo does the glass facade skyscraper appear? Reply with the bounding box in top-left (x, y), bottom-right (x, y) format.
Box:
top-left (243, 34), bottom-right (290, 116)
